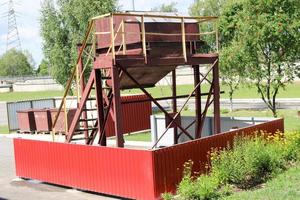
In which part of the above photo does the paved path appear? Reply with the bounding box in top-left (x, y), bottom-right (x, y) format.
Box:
top-left (0, 137), bottom-right (121, 200)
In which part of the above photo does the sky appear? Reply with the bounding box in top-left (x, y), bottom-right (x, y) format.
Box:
top-left (0, 0), bottom-right (194, 68)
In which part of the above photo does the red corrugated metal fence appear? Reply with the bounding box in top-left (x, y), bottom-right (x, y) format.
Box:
top-left (13, 118), bottom-right (284, 200)
top-left (151, 118), bottom-right (284, 197)
top-left (14, 140), bottom-right (156, 200)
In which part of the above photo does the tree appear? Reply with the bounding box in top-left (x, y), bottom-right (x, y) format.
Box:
top-left (220, 0), bottom-right (300, 117)
top-left (190, 0), bottom-right (300, 117)
top-left (37, 59), bottom-right (50, 76)
top-left (220, 41), bottom-right (248, 111)
top-left (189, 0), bottom-right (226, 17)
top-left (151, 2), bottom-right (178, 12)
top-left (190, 0), bottom-right (244, 111)
top-left (40, 0), bottom-right (117, 86)
top-left (0, 49), bottom-right (34, 76)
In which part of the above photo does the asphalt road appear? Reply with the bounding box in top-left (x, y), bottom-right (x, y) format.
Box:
top-left (0, 137), bottom-right (121, 200)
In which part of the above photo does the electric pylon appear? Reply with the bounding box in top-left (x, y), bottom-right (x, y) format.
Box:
top-left (5, 0), bottom-right (21, 51)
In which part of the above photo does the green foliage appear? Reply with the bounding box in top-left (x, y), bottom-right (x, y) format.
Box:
top-left (190, 0), bottom-right (227, 52)
top-left (190, 0), bottom-right (300, 117)
top-left (177, 174), bottom-right (220, 200)
top-left (161, 192), bottom-right (174, 200)
top-left (211, 135), bottom-right (286, 189)
top-left (175, 160), bottom-right (221, 200)
top-left (189, 0), bottom-right (226, 17)
top-left (219, 0), bottom-right (300, 117)
top-left (0, 49), bottom-right (34, 76)
top-left (40, 0), bottom-right (117, 86)
top-left (151, 2), bottom-right (178, 12)
top-left (36, 59), bottom-right (50, 76)
top-left (219, 41), bottom-right (249, 111)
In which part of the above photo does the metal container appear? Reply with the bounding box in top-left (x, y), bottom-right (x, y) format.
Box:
top-left (17, 109), bottom-right (36, 132)
top-left (106, 94), bottom-right (152, 137)
top-left (49, 108), bottom-right (77, 133)
top-left (33, 109), bottom-right (52, 132)
top-left (95, 14), bottom-right (199, 50)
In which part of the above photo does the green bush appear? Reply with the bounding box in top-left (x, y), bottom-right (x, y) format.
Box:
top-left (161, 192), bottom-right (174, 200)
top-left (176, 175), bottom-right (220, 200)
top-left (211, 135), bottom-right (286, 189)
top-left (281, 131), bottom-right (300, 161)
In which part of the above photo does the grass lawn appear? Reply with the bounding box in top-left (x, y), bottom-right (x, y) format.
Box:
top-left (0, 82), bottom-right (299, 102)
top-left (225, 163), bottom-right (300, 200)
top-left (123, 82), bottom-right (300, 99)
top-left (0, 90), bottom-right (63, 102)
top-left (0, 125), bottom-right (9, 134)
top-left (182, 109), bottom-right (300, 132)
top-left (124, 131), bottom-right (151, 141)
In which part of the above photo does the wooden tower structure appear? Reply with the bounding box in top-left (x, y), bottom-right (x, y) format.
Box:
top-left (52, 12), bottom-right (221, 148)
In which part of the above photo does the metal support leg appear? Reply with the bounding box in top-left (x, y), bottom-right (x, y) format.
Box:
top-left (111, 66), bottom-right (124, 147)
top-left (172, 69), bottom-right (178, 144)
top-left (94, 69), bottom-right (106, 146)
top-left (213, 59), bottom-right (221, 134)
top-left (193, 65), bottom-right (201, 138)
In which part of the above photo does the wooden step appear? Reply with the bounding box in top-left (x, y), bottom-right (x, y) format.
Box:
top-left (71, 137), bottom-right (88, 141)
top-left (83, 108), bottom-right (97, 111)
top-left (75, 127), bottom-right (97, 132)
top-left (79, 118), bottom-right (97, 122)
top-left (87, 97), bottom-right (96, 101)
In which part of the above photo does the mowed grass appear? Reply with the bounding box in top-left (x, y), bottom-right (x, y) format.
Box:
top-left (182, 109), bottom-right (300, 132)
top-left (225, 163), bottom-right (300, 200)
top-left (0, 125), bottom-right (9, 134)
top-left (0, 90), bottom-right (63, 102)
top-left (124, 131), bottom-right (151, 141)
top-left (123, 81), bottom-right (300, 99)
top-left (0, 82), bottom-right (299, 102)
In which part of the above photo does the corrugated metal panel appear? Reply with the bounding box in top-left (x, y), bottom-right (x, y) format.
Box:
top-left (106, 94), bottom-right (152, 137)
top-left (32, 99), bottom-right (55, 109)
top-left (7, 101), bottom-right (32, 130)
top-left (7, 99), bottom-right (55, 131)
top-left (17, 110), bottom-right (36, 132)
top-left (14, 139), bottom-right (156, 200)
top-left (151, 118), bottom-right (284, 196)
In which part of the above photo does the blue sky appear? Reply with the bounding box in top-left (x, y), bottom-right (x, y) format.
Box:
top-left (0, 0), bottom-right (194, 67)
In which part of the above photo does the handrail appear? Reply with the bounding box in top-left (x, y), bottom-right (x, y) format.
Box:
top-left (93, 12), bottom-right (217, 21)
top-left (95, 31), bottom-right (216, 36)
top-left (51, 20), bottom-right (95, 139)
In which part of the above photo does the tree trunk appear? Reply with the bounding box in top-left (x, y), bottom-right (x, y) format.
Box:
top-left (229, 93), bottom-right (233, 112)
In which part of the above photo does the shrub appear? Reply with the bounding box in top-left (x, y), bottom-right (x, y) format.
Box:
top-left (176, 175), bottom-right (220, 200)
top-left (281, 131), bottom-right (300, 161)
top-left (161, 192), bottom-right (174, 200)
top-left (210, 135), bottom-right (286, 189)
top-left (175, 160), bottom-right (222, 200)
